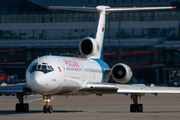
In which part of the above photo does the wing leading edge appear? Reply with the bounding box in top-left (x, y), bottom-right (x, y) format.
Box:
top-left (79, 82), bottom-right (180, 94)
top-left (0, 83), bottom-right (31, 93)
top-left (117, 84), bottom-right (180, 94)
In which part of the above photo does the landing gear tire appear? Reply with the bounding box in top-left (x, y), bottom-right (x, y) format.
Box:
top-left (130, 104), bottom-right (143, 112)
top-left (43, 105), bottom-right (53, 113)
top-left (23, 103), bottom-right (29, 112)
top-left (16, 103), bottom-right (21, 112)
top-left (130, 104), bottom-right (136, 112)
top-left (136, 104), bottom-right (143, 112)
top-left (43, 105), bottom-right (48, 113)
top-left (16, 103), bottom-right (29, 112)
top-left (48, 105), bottom-right (53, 113)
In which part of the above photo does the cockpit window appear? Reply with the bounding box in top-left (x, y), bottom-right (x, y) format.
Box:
top-left (31, 65), bottom-right (37, 71)
top-left (49, 66), bottom-right (53, 70)
top-left (42, 65), bottom-right (47, 70)
top-left (29, 63), bottom-right (54, 74)
top-left (48, 66), bottom-right (51, 69)
top-left (37, 65), bottom-right (41, 70)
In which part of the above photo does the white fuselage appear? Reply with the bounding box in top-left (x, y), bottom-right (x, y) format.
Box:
top-left (26, 55), bottom-right (109, 95)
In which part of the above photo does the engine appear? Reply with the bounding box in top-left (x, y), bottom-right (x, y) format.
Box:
top-left (111, 63), bottom-right (132, 83)
top-left (79, 37), bottom-right (99, 58)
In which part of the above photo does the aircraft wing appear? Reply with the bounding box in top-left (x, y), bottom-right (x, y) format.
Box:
top-left (0, 83), bottom-right (31, 93)
top-left (116, 84), bottom-right (180, 94)
top-left (79, 82), bottom-right (117, 93)
top-left (79, 82), bottom-right (180, 94)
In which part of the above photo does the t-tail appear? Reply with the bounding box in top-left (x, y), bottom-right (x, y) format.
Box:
top-left (48, 5), bottom-right (175, 59)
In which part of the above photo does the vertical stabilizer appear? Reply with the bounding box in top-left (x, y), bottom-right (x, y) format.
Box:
top-left (48, 5), bottom-right (175, 59)
top-left (90, 6), bottom-right (110, 59)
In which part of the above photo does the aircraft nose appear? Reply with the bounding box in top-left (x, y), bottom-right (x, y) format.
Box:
top-left (29, 71), bottom-right (46, 91)
top-left (33, 72), bottom-right (45, 86)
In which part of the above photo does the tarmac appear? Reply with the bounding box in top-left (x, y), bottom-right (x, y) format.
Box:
top-left (0, 93), bottom-right (180, 120)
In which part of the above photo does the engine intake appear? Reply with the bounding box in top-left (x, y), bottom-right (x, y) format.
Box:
top-left (111, 63), bottom-right (132, 83)
top-left (79, 37), bottom-right (98, 58)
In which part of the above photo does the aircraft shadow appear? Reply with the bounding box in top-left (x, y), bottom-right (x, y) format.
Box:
top-left (143, 111), bottom-right (180, 113)
top-left (0, 110), bottom-right (180, 115)
top-left (0, 110), bottom-right (83, 115)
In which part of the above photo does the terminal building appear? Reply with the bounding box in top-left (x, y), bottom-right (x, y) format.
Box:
top-left (0, 0), bottom-right (180, 84)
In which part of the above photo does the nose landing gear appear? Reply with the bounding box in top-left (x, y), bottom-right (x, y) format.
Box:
top-left (43, 96), bottom-right (53, 113)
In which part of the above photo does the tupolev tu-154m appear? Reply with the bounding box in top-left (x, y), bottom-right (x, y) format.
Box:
top-left (0, 5), bottom-right (179, 113)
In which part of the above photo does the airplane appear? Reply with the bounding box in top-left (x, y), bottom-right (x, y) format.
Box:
top-left (0, 5), bottom-right (179, 113)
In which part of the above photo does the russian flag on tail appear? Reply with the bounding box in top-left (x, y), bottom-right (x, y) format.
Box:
top-left (102, 27), bottom-right (104, 32)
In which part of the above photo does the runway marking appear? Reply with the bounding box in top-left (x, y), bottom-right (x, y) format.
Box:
top-left (25, 98), bottom-right (43, 103)
top-left (86, 110), bottom-right (96, 113)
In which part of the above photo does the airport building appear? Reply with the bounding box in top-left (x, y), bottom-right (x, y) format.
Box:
top-left (0, 0), bottom-right (180, 84)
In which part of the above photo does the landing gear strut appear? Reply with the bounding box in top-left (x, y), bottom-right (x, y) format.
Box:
top-left (130, 94), bottom-right (143, 112)
top-left (43, 95), bottom-right (53, 113)
top-left (16, 93), bottom-right (29, 112)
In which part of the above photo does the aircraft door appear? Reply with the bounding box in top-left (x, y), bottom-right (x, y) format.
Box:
top-left (77, 61), bottom-right (86, 82)
top-left (57, 60), bottom-right (66, 81)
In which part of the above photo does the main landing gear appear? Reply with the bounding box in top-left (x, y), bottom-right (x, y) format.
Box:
top-left (43, 95), bottom-right (53, 113)
top-left (16, 93), bottom-right (29, 112)
top-left (130, 94), bottom-right (143, 112)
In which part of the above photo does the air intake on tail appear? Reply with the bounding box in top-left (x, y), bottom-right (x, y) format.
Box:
top-left (79, 37), bottom-right (99, 58)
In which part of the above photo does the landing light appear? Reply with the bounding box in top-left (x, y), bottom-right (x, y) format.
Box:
top-left (44, 99), bottom-right (51, 103)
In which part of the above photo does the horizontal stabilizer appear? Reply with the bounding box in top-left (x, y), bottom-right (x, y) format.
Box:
top-left (105, 6), bottom-right (176, 12)
top-left (48, 6), bottom-right (176, 12)
top-left (48, 6), bottom-right (97, 12)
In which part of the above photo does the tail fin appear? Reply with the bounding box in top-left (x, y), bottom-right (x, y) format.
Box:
top-left (48, 6), bottom-right (175, 59)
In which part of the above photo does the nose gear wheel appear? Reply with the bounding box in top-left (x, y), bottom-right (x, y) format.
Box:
top-left (43, 95), bottom-right (53, 113)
